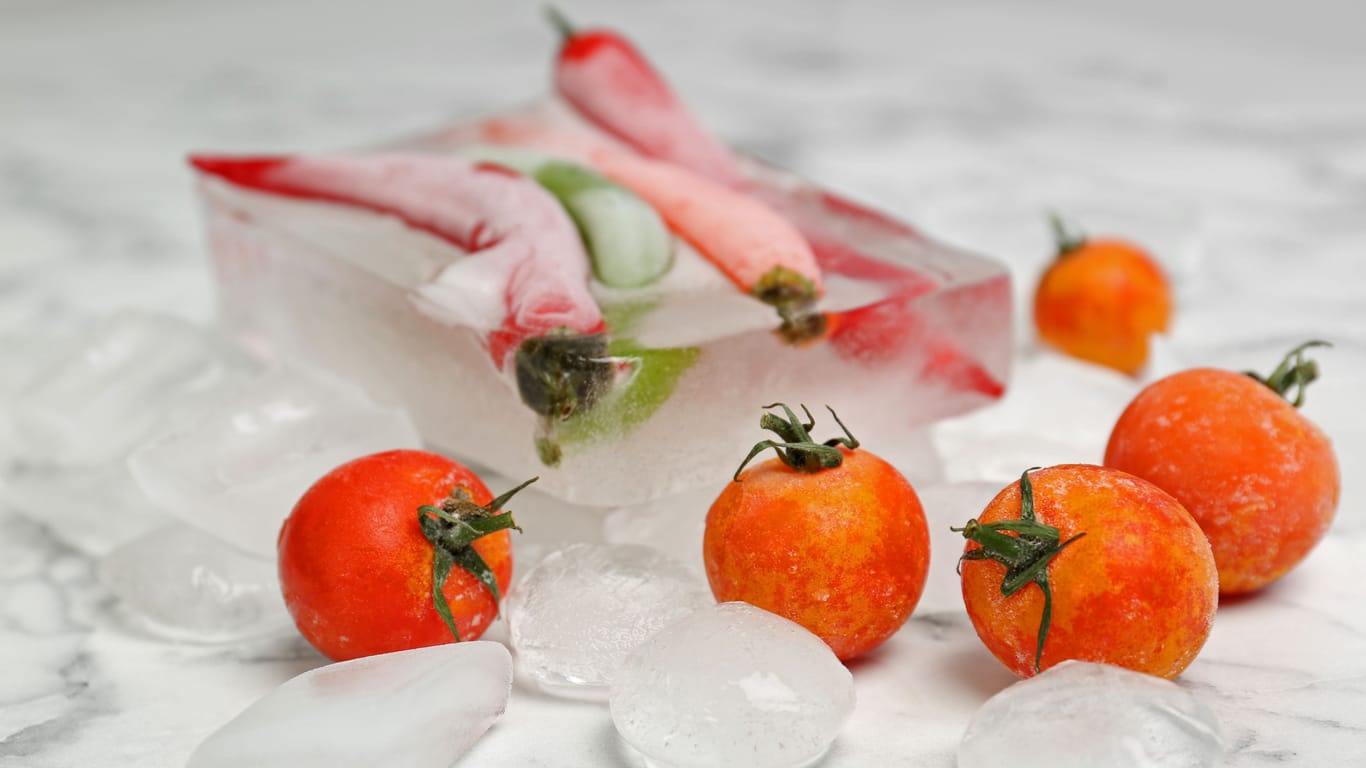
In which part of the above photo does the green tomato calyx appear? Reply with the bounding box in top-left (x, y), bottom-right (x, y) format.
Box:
top-left (417, 476), bottom-right (534, 641)
top-left (1048, 211), bottom-right (1087, 258)
top-left (732, 403), bottom-right (859, 481)
top-left (1245, 340), bottom-right (1331, 408)
top-left (952, 468), bottom-right (1086, 673)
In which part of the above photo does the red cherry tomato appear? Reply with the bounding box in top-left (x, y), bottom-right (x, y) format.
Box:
top-left (278, 449), bottom-right (527, 661)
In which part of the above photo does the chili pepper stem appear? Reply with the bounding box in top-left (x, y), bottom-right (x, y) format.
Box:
top-left (544, 5), bottom-right (576, 41)
top-left (754, 266), bottom-right (828, 345)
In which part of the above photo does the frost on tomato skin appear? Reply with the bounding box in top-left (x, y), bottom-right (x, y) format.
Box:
top-left (958, 465), bottom-right (1217, 680)
top-left (277, 450), bottom-right (521, 662)
top-left (703, 404), bottom-right (931, 661)
top-left (1105, 343), bottom-right (1340, 595)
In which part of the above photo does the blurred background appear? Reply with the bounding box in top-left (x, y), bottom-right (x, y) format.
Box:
top-left (3, 0), bottom-right (1364, 343)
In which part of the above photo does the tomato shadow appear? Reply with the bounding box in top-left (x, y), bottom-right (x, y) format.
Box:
top-left (940, 642), bottom-right (1018, 700)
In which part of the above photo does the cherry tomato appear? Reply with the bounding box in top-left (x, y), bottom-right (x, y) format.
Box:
top-left (703, 404), bottom-right (930, 660)
top-left (1033, 216), bottom-right (1172, 375)
top-left (1105, 342), bottom-right (1340, 594)
top-left (957, 465), bottom-right (1216, 680)
top-left (278, 449), bottom-right (527, 661)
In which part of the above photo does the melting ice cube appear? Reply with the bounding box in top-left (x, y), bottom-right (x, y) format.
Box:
top-left (505, 543), bottom-right (711, 699)
top-left (957, 660), bottom-right (1223, 768)
top-left (99, 523), bottom-right (292, 643)
top-left (610, 601), bottom-right (854, 768)
top-left (195, 103), bottom-right (1012, 505)
top-left (187, 641), bottom-right (513, 768)
top-left (601, 481), bottom-right (726, 575)
top-left (9, 311), bottom-right (254, 466)
top-left (2, 460), bottom-right (166, 556)
top-left (127, 363), bottom-right (422, 557)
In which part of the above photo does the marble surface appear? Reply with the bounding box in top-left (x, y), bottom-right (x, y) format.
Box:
top-left (3, 0), bottom-right (1365, 765)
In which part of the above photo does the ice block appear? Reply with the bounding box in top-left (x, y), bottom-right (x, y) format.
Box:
top-left (189, 104), bottom-right (1005, 505)
top-left (190, 26), bottom-right (1010, 505)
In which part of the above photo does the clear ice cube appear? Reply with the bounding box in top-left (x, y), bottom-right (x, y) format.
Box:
top-left (610, 601), bottom-right (855, 768)
top-left (10, 311), bottom-right (254, 466)
top-left (957, 660), bottom-right (1224, 768)
top-left (505, 543), bottom-right (712, 699)
top-left (194, 101), bottom-right (1011, 505)
top-left (2, 460), bottom-right (167, 557)
top-left (601, 481), bottom-right (727, 575)
top-left (187, 641), bottom-right (513, 768)
top-left (99, 522), bottom-right (292, 643)
top-left (127, 363), bottom-right (423, 557)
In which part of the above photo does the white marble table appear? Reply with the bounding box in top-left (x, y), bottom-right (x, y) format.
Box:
top-left (2, 0), bottom-right (1364, 765)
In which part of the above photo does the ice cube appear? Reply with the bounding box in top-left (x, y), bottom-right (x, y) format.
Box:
top-left (187, 641), bottom-right (513, 768)
top-left (10, 311), bottom-right (254, 466)
top-left (127, 363), bottom-right (422, 557)
top-left (2, 460), bottom-right (166, 557)
top-left (505, 543), bottom-right (711, 699)
top-left (601, 481), bottom-right (726, 575)
top-left (475, 470), bottom-right (612, 575)
top-left (195, 101), bottom-right (1011, 505)
top-left (610, 601), bottom-right (854, 768)
top-left (98, 523), bottom-right (292, 643)
top-left (957, 660), bottom-right (1223, 768)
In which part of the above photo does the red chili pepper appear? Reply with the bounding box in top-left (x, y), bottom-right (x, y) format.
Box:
top-left (190, 153), bottom-right (614, 430)
top-left (548, 8), bottom-right (743, 186)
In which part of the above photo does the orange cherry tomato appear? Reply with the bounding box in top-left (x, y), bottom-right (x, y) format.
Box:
top-left (703, 404), bottom-right (930, 660)
top-left (1105, 343), bottom-right (1340, 594)
top-left (1033, 217), bottom-right (1172, 375)
top-left (278, 449), bottom-right (527, 661)
top-left (957, 465), bottom-right (1216, 680)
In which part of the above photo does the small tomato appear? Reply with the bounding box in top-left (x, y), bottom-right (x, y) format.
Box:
top-left (278, 449), bottom-right (530, 661)
top-left (957, 465), bottom-right (1216, 680)
top-left (703, 404), bottom-right (930, 661)
top-left (1032, 215), bottom-right (1172, 375)
top-left (1105, 341), bottom-right (1340, 594)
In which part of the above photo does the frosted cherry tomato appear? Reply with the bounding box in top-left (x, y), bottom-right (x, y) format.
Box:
top-left (1032, 215), bottom-right (1172, 375)
top-left (956, 465), bottom-right (1216, 680)
top-left (278, 449), bottom-right (531, 661)
top-left (703, 404), bottom-right (930, 660)
top-left (1105, 342), bottom-right (1340, 594)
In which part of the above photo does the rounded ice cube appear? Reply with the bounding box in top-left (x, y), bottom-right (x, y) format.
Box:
top-left (958, 660), bottom-right (1223, 768)
top-left (505, 542), bottom-right (710, 699)
top-left (609, 601), bottom-right (855, 768)
top-left (99, 523), bottom-right (292, 643)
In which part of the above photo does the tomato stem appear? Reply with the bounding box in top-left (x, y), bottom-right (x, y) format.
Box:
top-left (1048, 211), bottom-right (1086, 258)
top-left (952, 468), bottom-right (1086, 673)
top-left (733, 403), bottom-right (858, 481)
top-left (1245, 340), bottom-right (1331, 408)
top-left (418, 476), bottom-right (536, 642)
